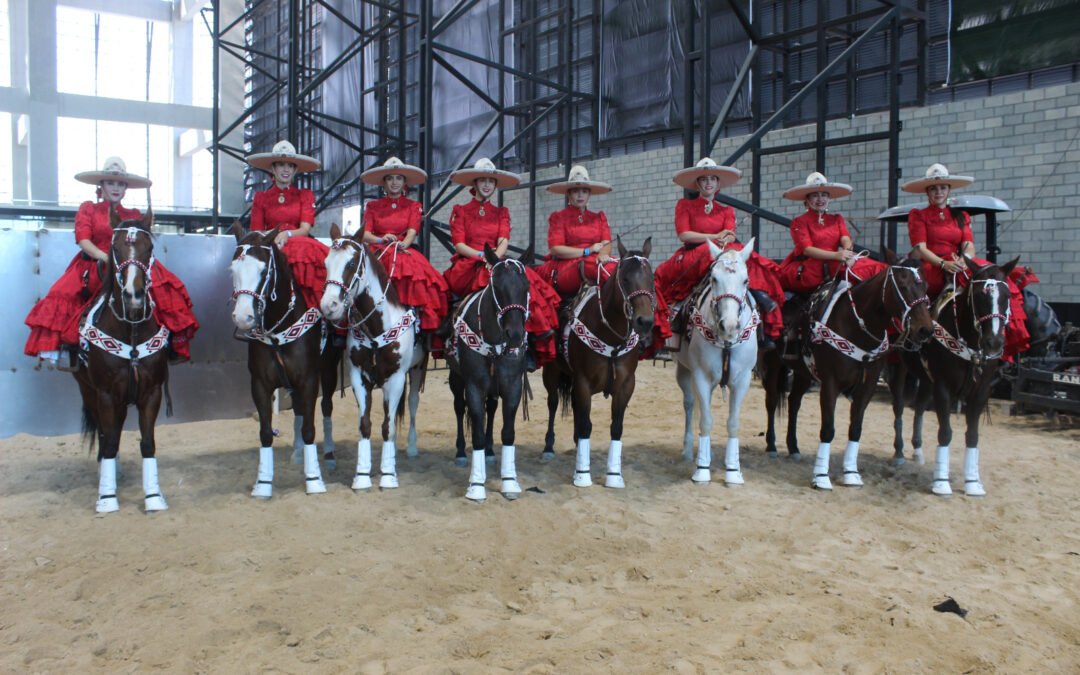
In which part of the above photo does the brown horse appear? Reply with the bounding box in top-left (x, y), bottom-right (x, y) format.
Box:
top-left (542, 237), bottom-right (657, 488)
top-left (759, 251), bottom-right (933, 490)
top-left (885, 256), bottom-right (1019, 496)
top-left (230, 225), bottom-right (336, 498)
top-left (75, 209), bottom-right (171, 513)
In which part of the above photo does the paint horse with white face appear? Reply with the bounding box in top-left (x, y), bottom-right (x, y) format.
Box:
top-left (321, 223), bottom-right (426, 491)
top-left (886, 256), bottom-right (1019, 496)
top-left (230, 224), bottom-right (328, 498)
top-left (673, 239), bottom-right (759, 485)
top-left (75, 209), bottom-right (171, 513)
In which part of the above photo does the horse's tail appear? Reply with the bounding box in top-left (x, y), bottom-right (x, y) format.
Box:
top-left (557, 372), bottom-right (573, 418)
top-left (520, 370), bottom-right (532, 422)
top-left (82, 404), bottom-right (99, 460)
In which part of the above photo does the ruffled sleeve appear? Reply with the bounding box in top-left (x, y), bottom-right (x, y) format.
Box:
top-left (450, 204), bottom-right (466, 245)
top-left (789, 212), bottom-right (814, 256)
top-left (597, 211), bottom-right (612, 241)
top-left (74, 201), bottom-right (96, 243)
top-left (250, 192), bottom-right (267, 232)
top-left (299, 188), bottom-right (315, 225)
top-left (674, 199), bottom-right (692, 235)
top-left (497, 205), bottom-right (511, 241)
top-left (908, 208), bottom-right (927, 246)
top-left (547, 210), bottom-right (567, 248)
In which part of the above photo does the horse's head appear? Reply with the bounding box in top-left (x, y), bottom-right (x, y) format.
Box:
top-left (230, 223), bottom-right (283, 331)
top-left (485, 243), bottom-right (531, 349)
top-left (322, 222), bottom-right (370, 321)
top-left (706, 237), bottom-right (753, 341)
top-left (614, 236), bottom-right (656, 342)
top-left (961, 255), bottom-right (1018, 359)
top-left (882, 247), bottom-right (933, 344)
top-left (109, 207), bottom-right (156, 321)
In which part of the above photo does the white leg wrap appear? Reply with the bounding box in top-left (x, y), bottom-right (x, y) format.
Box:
top-left (379, 440), bottom-right (399, 489)
top-left (500, 445), bottom-right (521, 499)
top-left (812, 442), bottom-right (833, 490)
top-left (724, 437), bottom-right (744, 486)
top-left (252, 446), bottom-right (274, 499)
top-left (964, 447), bottom-right (985, 497)
top-left (692, 436), bottom-right (712, 484)
top-left (841, 440), bottom-right (863, 487)
top-left (303, 444), bottom-right (326, 494)
top-left (912, 446), bottom-right (925, 465)
top-left (573, 438), bottom-right (592, 487)
top-left (352, 438), bottom-right (373, 490)
top-left (466, 449), bottom-right (487, 502)
top-left (605, 440), bottom-right (624, 489)
top-left (292, 415), bottom-right (304, 464)
top-left (96, 458), bottom-right (119, 513)
top-left (933, 446), bottom-right (952, 496)
top-left (142, 458), bottom-right (168, 511)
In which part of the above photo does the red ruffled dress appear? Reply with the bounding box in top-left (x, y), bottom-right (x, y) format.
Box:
top-left (778, 210), bottom-right (887, 293)
top-left (250, 185), bottom-right (329, 310)
top-left (363, 195), bottom-right (449, 331)
top-left (654, 198), bottom-right (784, 339)
top-left (443, 198), bottom-right (560, 367)
top-left (909, 205), bottom-right (1030, 358)
top-left (536, 206), bottom-right (671, 356)
top-left (24, 201), bottom-right (200, 359)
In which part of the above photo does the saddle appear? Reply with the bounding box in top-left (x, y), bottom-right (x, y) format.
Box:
top-left (779, 280), bottom-right (843, 360)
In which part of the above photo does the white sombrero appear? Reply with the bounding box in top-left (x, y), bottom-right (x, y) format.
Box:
top-left (672, 157), bottom-right (741, 191)
top-left (74, 156), bottom-right (152, 189)
top-left (246, 140), bottom-right (321, 174)
top-left (782, 172), bottom-right (854, 201)
top-left (901, 163), bottom-right (974, 193)
top-left (449, 158), bottom-right (520, 189)
top-left (546, 165), bottom-right (612, 195)
top-left (361, 156), bottom-right (427, 186)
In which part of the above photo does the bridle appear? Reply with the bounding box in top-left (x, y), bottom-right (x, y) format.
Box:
top-left (845, 263), bottom-right (929, 344)
top-left (109, 227), bottom-right (156, 323)
top-left (324, 237), bottom-right (395, 331)
top-left (486, 258), bottom-right (530, 338)
top-left (231, 241), bottom-right (297, 335)
top-left (705, 253), bottom-right (758, 347)
top-left (955, 274), bottom-right (1010, 361)
top-left (597, 254), bottom-right (656, 342)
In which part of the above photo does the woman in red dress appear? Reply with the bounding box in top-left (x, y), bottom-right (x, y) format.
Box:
top-left (654, 157), bottom-right (784, 346)
top-left (245, 140), bottom-right (329, 311)
top-left (442, 158), bottom-right (560, 367)
top-left (778, 172), bottom-right (887, 293)
top-left (902, 163), bottom-right (1029, 358)
top-left (358, 157), bottom-right (448, 332)
top-left (24, 157), bottom-right (199, 368)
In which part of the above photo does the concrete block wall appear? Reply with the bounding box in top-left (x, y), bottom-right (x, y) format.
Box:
top-left (422, 81), bottom-right (1080, 302)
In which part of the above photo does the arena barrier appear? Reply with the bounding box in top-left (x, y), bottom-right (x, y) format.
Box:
top-left (1, 228), bottom-right (260, 438)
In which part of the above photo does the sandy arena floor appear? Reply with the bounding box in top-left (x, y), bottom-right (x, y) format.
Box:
top-left (1, 363), bottom-right (1078, 673)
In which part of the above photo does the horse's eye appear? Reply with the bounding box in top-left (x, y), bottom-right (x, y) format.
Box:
top-left (345, 260), bottom-right (357, 271)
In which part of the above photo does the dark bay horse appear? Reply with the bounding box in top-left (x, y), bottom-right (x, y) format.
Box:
top-left (886, 256), bottom-right (1019, 496)
top-left (320, 223), bottom-right (427, 491)
top-left (75, 209), bottom-right (171, 513)
top-left (446, 245), bottom-right (533, 502)
top-left (230, 225), bottom-right (335, 498)
top-left (542, 237), bottom-right (657, 488)
top-left (759, 251), bottom-right (933, 490)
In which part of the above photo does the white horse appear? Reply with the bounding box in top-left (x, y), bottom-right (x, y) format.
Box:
top-left (320, 224), bottom-right (426, 490)
top-left (673, 239), bottom-right (759, 485)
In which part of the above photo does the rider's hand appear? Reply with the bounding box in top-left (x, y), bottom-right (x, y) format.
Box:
top-left (382, 233), bottom-right (398, 244)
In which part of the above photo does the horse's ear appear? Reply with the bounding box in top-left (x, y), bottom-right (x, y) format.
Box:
top-left (707, 239), bottom-right (722, 260)
top-left (351, 222), bottom-right (366, 243)
top-left (140, 207), bottom-right (154, 231)
top-left (616, 235), bottom-right (627, 259)
top-left (999, 255), bottom-right (1020, 277)
top-left (739, 237), bottom-right (755, 263)
top-left (231, 220), bottom-right (246, 242)
top-left (518, 242), bottom-right (535, 266)
top-left (483, 243), bottom-right (500, 266)
top-left (265, 226), bottom-right (281, 246)
top-left (330, 222), bottom-right (342, 242)
top-left (883, 246), bottom-right (898, 265)
top-left (641, 236), bottom-right (652, 259)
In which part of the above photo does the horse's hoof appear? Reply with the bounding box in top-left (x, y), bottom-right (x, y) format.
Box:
top-left (501, 479), bottom-right (522, 500)
top-left (604, 473), bottom-right (625, 489)
top-left (485, 455), bottom-right (496, 466)
top-left (691, 468), bottom-right (711, 484)
top-left (291, 447), bottom-right (303, 465)
top-left (406, 447), bottom-right (419, 459)
top-left (932, 479), bottom-right (952, 496)
top-left (453, 456), bottom-right (468, 468)
top-left (573, 472), bottom-right (592, 488)
top-left (305, 477), bottom-right (327, 495)
top-left (892, 456), bottom-right (906, 467)
top-left (352, 474), bottom-right (373, 491)
top-left (540, 451), bottom-right (555, 463)
top-left (724, 470), bottom-right (745, 486)
top-left (323, 458), bottom-right (337, 472)
top-left (251, 481), bottom-right (273, 499)
top-left (466, 483), bottom-right (487, 501)
top-left (964, 480), bottom-right (986, 497)
top-left (766, 450), bottom-right (779, 459)
top-left (379, 475), bottom-right (399, 490)
top-left (812, 475), bottom-right (833, 491)
top-left (144, 495), bottom-right (168, 512)
top-left (95, 496), bottom-right (119, 513)
top-left (841, 471), bottom-right (863, 487)
top-left (790, 452), bottom-right (802, 462)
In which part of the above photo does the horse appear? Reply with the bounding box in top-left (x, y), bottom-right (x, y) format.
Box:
top-left (230, 224), bottom-right (347, 498)
top-left (885, 255), bottom-right (1019, 496)
top-left (758, 250), bottom-right (934, 490)
top-left (320, 223), bottom-right (426, 490)
top-left (74, 209), bottom-right (171, 513)
top-left (673, 239), bottom-right (759, 485)
top-left (542, 237), bottom-right (657, 488)
top-left (446, 245), bottom-right (533, 502)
